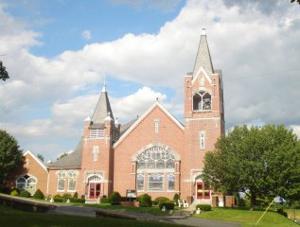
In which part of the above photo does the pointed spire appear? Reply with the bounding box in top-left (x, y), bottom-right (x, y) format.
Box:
top-left (91, 83), bottom-right (114, 124)
top-left (193, 28), bottom-right (214, 77)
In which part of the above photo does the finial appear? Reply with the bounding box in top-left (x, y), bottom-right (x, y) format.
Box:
top-left (101, 76), bottom-right (106, 92)
top-left (156, 97), bottom-right (159, 102)
top-left (201, 27), bottom-right (206, 36)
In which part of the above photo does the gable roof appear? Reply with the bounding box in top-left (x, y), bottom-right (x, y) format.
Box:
top-left (113, 102), bottom-right (184, 148)
top-left (193, 29), bottom-right (214, 77)
top-left (23, 150), bottom-right (48, 172)
top-left (47, 139), bottom-right (83, 169)
top-left (91, 86), bottom-right (114, 124)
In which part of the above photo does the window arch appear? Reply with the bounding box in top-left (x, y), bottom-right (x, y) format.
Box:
top-left (135, 145), bottom-right (178, 192)
top-left (136, 145), bottom-right (176, 170)
top-left (16, 175), bottom-right (37, 195)
top-left (193, 91), bottom-right (211, 111)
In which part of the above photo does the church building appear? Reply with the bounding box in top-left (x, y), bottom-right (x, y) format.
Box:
top-left (13, 31), bottom-right (225, 205)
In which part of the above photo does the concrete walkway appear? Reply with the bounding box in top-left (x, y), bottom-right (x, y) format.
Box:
top-left (49, 205), bottom-right (241, 227)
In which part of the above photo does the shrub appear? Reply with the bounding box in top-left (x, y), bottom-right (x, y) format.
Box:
top-left (196, 204), bottom-right (212, 211)
top-left (138, 194), bottom-right (152, 207)
top-left (154, 197), bottom-right (170, 206)
top-left (70, 198), bottom-right (85, 203)
top-left (73, 192), bottom-right (78, 199)
top-left (109, 192), bottom-right (121, 205)
top-left (159, 202), bottom-right (175, 210)
top-left (19, 190), bottom-right (31, 198)
top-left (277, 208), bottom-right (288, 217)
top-left (62, 193), bottom-right (72, 200)
top-left (173, 193), bottom-right (180, 206)
top-left (33, 189), bottom-right (45, 200)
top-left (10, 188), bottom-right (19, 196)
top-left (101, 195), bottom-right (110, 203)
top-left (53, 194), bottom-right (64, 203)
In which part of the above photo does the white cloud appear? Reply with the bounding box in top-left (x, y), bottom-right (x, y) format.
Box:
top-left (1, 0), bottom-right (300, 159)
top-left (81, 30), bottom-right (92, 41)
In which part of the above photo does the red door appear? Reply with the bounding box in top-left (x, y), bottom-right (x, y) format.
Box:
top-left (196, 182), bottom-right (210, 199)
top-left (89, 183), bottom-right (101, 199)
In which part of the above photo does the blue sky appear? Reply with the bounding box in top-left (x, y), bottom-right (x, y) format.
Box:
top-left (6, 0), bottom-right (185, 57)
top-left (1, 0), bottom-right (300, 160)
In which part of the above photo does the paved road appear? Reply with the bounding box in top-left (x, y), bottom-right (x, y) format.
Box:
top-left (50, 205), bottom-right (241, 227)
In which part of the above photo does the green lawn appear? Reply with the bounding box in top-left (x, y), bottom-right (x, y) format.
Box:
top-left (194, 208), bottom-right (299, 227)
top-left (0, 204), bottom-right (178, 227)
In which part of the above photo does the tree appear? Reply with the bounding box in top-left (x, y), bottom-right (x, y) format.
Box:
top-left (0, 130), bottom-right (24, 185)
top-left (0, 61), bottom-right (9, 81)
top-left (37, 153), bottom-right (44, 162)
top-left (291, 0), bottom-right (300, 4)
top-left (202, 125), bottom-right (300, 207)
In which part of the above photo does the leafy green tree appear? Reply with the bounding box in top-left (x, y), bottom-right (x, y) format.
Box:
top-left (202, 125), bottom-right (300, 207)
top-left (0, 130), bottom-right (24, 185)
top-left (37, 153), bottom-right (44, 162)
top-left (0, 61), bottom-right (9, 81)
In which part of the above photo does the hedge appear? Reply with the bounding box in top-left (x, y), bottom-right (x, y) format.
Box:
top-left (33, 189), bottom-right (45, 200)
top-left (19, 190), bottom-right (31, 198)
top-left (159, 202), bottom-right (175, 210)
top-left (153, 197), bottom-right (169, 206)
top-left (138, 194), bottom-right (152, 207)
top-left (109, 192), bottom-right (121, 205)
top-left (196, 204), bottom-right (212, 211)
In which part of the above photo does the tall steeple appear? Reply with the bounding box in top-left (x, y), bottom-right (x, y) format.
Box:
top-left (91, 84), bottom-right (114, 124)
top-left (192, 28), bottom-right (214, 77)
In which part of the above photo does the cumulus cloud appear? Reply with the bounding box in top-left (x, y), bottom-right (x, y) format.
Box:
top-left (81, 30), bottom-right (92, 41)
top-left (1, 0), bottom-right (300, 159)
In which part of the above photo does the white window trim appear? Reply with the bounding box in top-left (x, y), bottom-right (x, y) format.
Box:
top-left (167, 174), bottom-right (175, 192)
top-left (148, 173), bottom-right (164, 192)
top-left (57, 178), bottom-right (65, 192)
top-left (92, 145), bottom-right (100, 162)
top-left (136, 174), bottom-right (145, 192)
top-left (67, 178), bottom-right (76, 192)
top-left (154, 119), bottom-right (160, 134)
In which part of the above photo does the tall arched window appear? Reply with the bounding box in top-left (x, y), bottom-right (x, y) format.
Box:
top-left (193, 91), bottom-right (211, 111)
top-left (16, 175), bottom-right (37, 195)
top-left (135, 145), bottom-right (177, 192)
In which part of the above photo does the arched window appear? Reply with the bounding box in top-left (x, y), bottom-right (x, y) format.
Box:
top-left (167, 174), bottom-right (175, 191)
top-left (136, 145), bottom-right (176, 171)
top-left (135, 145), bottom-right (177, 192)
top-left (88, 174), bottom-right (102, 183)
top-left (193, 91), bottom-right (211, 111)
top-left (136, 174), bottom-right (144, 191)
top-left (16, 175), bottom-right (37, 195)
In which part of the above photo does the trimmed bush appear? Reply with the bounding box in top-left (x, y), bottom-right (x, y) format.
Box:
top-left (53, 194), bottom-right (64, 203)
top-left (109, 192), bottom-right (121, 205)
top-left (10, 189), bottom-right (19, 196)
top-left (173, 193), bottom-right (180, 206)
top-left (196, 204), bottom-right (212, 211)
top-left (33, 189), bottom-right (45, 200)
top-left (73, 192), bottom-right (78, 199)
top-left (70, 198), bottom-right (85, 203)
top-left (277, 208), bottom-right (288, 217)
top-left (138, 194), bottom-right (152, 207)
top-left (19, 190), bottom-right (31, 198)
top-left (62, 193), bottom-right (72, 200)
top-left (159, 202), bottom-right (175, 210)
top-left (101, 195), bottom-right (110, 203)
top-left (154, 197), bottom-right (170, 206)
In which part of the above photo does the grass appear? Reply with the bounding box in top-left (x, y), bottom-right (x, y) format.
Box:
top-left (83, 203), bottom-right (170, 216)
top-left (0, 204), bottom-right (178, 227)
top-left (194, 208), bottom-right (299, 227)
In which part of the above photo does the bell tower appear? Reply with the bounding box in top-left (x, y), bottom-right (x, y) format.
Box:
top-left (181, 29), bottom-right (225, 201)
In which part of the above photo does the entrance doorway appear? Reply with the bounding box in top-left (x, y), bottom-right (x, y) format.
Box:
top-left (87, 174), bottom-right (102, 199)
top-left (196, 181), bottom-right (210, 200)
top-left (89, 183), bottom-right (101, 199)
